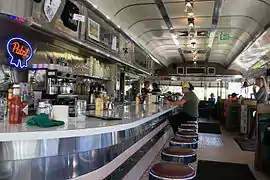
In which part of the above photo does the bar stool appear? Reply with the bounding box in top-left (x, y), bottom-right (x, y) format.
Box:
top-left (169, 136), bottom-right (198, 149)
top-left (185, 121), bottom-right (198, 125)
top-left (161, 146), bottom-right (197, 164)
top-left (176, 131), bottom-right (199, 141)
top-left (180, 123), bottom-right (198, 128)
top-left (178, 125), bottom-right (197, 132)
top-left (149, 162), bottom-right (196, 180)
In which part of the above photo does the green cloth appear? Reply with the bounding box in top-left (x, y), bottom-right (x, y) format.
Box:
top-left (27, 114), bottom-right (65, 127)
top-left (182, 91), bottom-right (199, 117)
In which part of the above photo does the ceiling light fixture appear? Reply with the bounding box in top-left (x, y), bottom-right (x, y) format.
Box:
top-left (185, 0), bottom-right (194, 12)
top-left (173, 38), bottom-right (180, 46)
top-left (187, 12), bottom-right (194, 17)
top-left (172, 34), bottom-right (178, 39)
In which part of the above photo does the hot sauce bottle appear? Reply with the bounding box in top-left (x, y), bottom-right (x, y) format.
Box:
top-left (22, 90), bottom-right (28, 117)
top-left (9, 84), bottom-right (22, 124)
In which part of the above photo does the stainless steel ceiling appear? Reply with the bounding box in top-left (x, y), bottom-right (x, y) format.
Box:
top-left (88, 0), bottom-right (270, 73)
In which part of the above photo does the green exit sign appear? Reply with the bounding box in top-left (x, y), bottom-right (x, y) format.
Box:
top-left (220, 34), bottom-right (230, 40)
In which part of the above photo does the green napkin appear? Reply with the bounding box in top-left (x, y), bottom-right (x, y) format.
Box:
top-left (27, 114), bottom-right (65, 127)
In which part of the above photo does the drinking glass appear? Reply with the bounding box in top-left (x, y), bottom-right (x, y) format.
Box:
top-left (0, 98), bottom-right (7, 122)
top-left (75, 100), bottom-right (87, 117)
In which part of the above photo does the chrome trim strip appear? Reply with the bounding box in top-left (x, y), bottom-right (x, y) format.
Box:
top-left (161, 151), bottom-right (196, 158)
top-left (170, 140), bottom-right (197, 145)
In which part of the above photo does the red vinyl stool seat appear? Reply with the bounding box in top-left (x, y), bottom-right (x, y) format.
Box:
top-left (149, 162), bottom-right (196, 180)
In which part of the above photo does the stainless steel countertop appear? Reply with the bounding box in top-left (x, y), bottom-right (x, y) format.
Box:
top-left (0, 104), bottom-right (178, 141)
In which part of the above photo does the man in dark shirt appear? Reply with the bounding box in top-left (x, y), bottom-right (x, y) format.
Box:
top-left (152, 82), bottom-right (161, 95)
top-left (141, 81), bottom-right (150, 95)
top-left (167, 82), bottom-right (199, 134)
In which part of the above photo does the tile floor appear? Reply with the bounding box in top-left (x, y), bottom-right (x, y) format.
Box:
top-left (140, 119), bottom-right (269, 180)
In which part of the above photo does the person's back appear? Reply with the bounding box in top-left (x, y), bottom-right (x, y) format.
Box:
top-left (255, 87), bottom-right (268, 104)
top-left (183, 91), bottom-right (199, 118)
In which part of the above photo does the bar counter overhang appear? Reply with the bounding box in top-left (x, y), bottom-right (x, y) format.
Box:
top-left (0, 104), bottom-right (180, 180)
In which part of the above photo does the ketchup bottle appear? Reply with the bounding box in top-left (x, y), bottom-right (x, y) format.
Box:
top-left (9, 84), bottom-right (22, 124)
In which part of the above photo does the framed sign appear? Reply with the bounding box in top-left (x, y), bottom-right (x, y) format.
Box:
top-left (88, 18), bottom-right (100, 41)
top-left (6, 37), bottom-right (33, 69)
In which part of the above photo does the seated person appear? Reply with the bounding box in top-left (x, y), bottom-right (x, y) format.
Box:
top-left (167, 82), bottom-right (199, 134)
top-left (208, 93), bottom-right (216, 104)
top-left (151, 82), bottom-right (161, 95)
top-left (224, 94), bottom-right (231, 117)
top-left (231, 93), bottom-right (238, 100)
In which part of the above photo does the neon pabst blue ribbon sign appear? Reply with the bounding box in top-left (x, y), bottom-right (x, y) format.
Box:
top-left (6, 37), bottom-right (33, 68)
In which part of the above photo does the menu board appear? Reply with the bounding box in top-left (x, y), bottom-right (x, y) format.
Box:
top-left (88, 18), bottom-right (100, 41)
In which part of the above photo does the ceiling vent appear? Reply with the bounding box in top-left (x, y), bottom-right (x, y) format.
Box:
top-left (183, 49), bottom-right (207, 54)
top-left (176, 31), bottom-right (189, 36)
top-left (197, 31), bottom-right (209, 37)
top-left (176, 31), bottom-right (209, 37)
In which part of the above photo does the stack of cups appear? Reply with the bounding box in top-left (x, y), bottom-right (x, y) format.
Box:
top-left (52, 105), bottom-right (69, 124)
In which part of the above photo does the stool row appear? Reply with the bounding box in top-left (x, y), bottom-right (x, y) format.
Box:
top-left (149, 121), bottom-right (199, 180)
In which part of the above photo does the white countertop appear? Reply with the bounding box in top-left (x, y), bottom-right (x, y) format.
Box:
top-left (0, 104), bottom-right (178, 141)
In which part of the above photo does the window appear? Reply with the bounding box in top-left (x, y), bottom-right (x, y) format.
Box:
top-left (193, 87), bottom-right (205, 100)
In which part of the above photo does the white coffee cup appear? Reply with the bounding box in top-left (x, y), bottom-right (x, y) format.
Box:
top-left (52, 105), bottom-right (69, 123)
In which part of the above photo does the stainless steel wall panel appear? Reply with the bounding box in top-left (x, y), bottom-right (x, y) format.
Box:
top-left (0, 0), bottom-right (32, 18)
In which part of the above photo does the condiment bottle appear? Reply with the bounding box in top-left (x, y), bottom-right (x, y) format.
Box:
top-left (7, 87), bottom-right (13, 109)
top-left (22, 90), bottom-right (28, 117)
top-left (136, 94), bottom-right (140, 104)
top-left (9, 84), bottom-right (22, 124)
